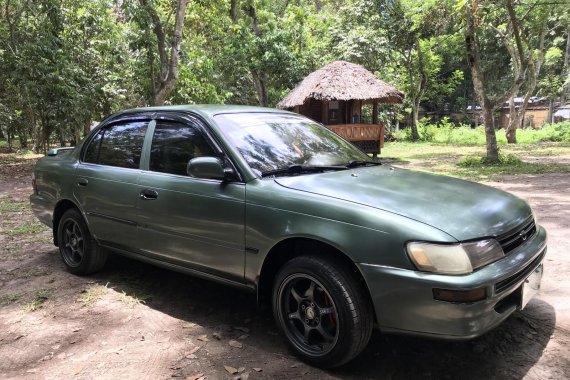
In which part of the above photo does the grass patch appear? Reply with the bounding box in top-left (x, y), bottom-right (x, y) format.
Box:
top-left (22, 289), bottom-right (50, 312)
top-left (117, 290), bottom-right (150, 306)
top-left (6, 222), bottom-right (47, 237)
top-left (0, 197), bottom-right (30, 212)
top-left (382, 141), bottom-right (570, 181)
top-left (79, 284), bottom-right (109, 305)
top-left (8, 268), bottom-right (48, 279)
top-left (0, 293), bottom-right (21, 305)
top-left (454, 153), bottom-right (570, 179)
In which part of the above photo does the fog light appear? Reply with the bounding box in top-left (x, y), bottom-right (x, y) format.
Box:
top-left (433, 288), bottom-right (486, 303)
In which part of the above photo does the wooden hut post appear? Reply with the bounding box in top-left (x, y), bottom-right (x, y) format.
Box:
top-left (372, 102), bottom-right (378, 124)
top-left (322, 101), bottom-right (329, 124)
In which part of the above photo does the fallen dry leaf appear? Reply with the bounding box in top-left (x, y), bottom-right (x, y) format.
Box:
top-left (233, 326), bottom-right (250, 333)
top-left (237, 367), bottom-right (245, 373)
top-left (224, 365), bottom-right (238, 374)
top-left (212, 332), bottom-right (222, 340)
top-left (186, 354), bottom-right (197, 359)
top-left (253, 368), bottom-right (262, 372)
top-left (187, 346), bottom-right (200, 355)
top-left (237, 334), bottom-right (249, 340)
top-left (73, 365), bottom-right (84, 375)
top-left (197, 335), bottom-right (209, 342)
top-left (228, 340), bottom-right (242, 348)
top-left (182, 323), bottom-right (196, 329)
top-left (185, 373), bottom-right (205, 380)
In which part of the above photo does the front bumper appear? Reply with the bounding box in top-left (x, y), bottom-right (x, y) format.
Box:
top-left (359, 225), bottom-right (547, 340)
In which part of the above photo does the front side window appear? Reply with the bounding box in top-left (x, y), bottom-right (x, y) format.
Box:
top-left (149, 120), bottom-right (216, 176)
top-left (83, 120), bottom-right (148, 169)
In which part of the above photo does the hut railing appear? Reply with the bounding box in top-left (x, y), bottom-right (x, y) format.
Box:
top-left (325, 124), bottom-right (385, 156)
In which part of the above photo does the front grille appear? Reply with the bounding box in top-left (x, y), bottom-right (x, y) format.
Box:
top-left (494, 249), bottom-right (545, 294)
top-left (498, 218), bottom-right (536, 254)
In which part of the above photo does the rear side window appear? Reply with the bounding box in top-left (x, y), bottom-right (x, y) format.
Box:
top-left (149, 121), bottom-right (216, 176)
top-left (83, 120), bottom-right (148, 169)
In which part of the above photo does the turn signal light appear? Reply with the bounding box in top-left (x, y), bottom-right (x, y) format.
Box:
top-left (433, 288), bottom-right (486, 303)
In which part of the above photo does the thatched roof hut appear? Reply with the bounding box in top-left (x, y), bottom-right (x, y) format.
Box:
top-left (277, 61), bottom-right (404, 109)
top-left (277, 61), bottom-right (404, 157)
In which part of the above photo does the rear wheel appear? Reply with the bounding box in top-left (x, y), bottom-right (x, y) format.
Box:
top-left (272, 255), bottom-right (373, 368)
top-left (57, 208), bottom-right (107, 275)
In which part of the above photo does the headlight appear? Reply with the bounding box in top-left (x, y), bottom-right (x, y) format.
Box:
top-left (407, 239), bottom-right (504, 275)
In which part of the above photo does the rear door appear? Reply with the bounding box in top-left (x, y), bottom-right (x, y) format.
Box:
top-left (74, 117), bottom-right (150, 250)
top-left (136, 115), bottom-right (246, 283)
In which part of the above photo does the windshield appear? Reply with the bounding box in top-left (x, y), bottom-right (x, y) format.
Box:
top-left (214, 113), bottom-right (369, 177)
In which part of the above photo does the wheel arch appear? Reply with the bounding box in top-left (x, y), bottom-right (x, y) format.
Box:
top-left (257, 237), bottom-right (376, 323)
top-left (52, 199), bottom-right (80, 246)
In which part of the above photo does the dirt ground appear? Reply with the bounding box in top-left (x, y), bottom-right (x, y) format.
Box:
top-left (1, 152), bottom-right (569, 380)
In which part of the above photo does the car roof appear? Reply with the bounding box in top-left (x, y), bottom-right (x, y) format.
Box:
top-left (115, 104), bottom-right (294, 119)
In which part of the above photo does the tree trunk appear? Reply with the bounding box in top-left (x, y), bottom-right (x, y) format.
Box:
top-left (141, 0), bottom-right (188, 106)
top-left (464, 2), bottom-right (499, 162)
top-left (407, 38), bottom-right (426, 141)
top-left (230, 0), bottom-right (238, 21)
top-left (411, 103), bottom-right (420, 140)
top-left (548, 99), bottom-right (554, 124)
top-left (246, 3), bottom-right (268, 107)
top-left (505, 25), bottom-right (545, 143)
top-left (562, 24), bottom-right (570, 104)
top-left (251, 69), bottom-right (268, 107)
top-left (506, 98), bottom-right (518, 144)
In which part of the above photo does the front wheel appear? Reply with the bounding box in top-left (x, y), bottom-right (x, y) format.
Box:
top-left (272, 255), bottom-right (373, 368)
top-left (57, 208), bottom-right (107, 275)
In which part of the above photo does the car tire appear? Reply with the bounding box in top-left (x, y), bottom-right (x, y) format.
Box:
top-left (57, 208), bottom-right (108, 275)
top-left (272, 255), bottom-right (373, 368)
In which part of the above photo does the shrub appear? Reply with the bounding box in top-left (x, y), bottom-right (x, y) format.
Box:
top-left (458, 153), bottom-right (523, 167)
top-left (393, 120), bottom-right (570, 145)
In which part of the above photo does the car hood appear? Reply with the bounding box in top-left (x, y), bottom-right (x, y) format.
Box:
top-left (274, 166), bottom-right (532, 241)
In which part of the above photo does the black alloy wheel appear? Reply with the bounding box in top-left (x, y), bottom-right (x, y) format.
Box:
top-left (61, 218), bottom-right (84, 267)
top-left (277, 273), bottom-right (340, 357)
top-left (273, 255), bottom-right (373, 368)
top-left (57, 208), bottom-right (108, 275)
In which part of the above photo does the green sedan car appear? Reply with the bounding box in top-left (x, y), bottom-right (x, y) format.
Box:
top-left (31, 105), bottom-right (546, 367)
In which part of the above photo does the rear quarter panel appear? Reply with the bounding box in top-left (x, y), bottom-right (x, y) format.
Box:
top-left (31, 151), bottom-right (79, 227)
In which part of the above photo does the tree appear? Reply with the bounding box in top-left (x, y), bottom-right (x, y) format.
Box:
top-left (137, 0), bottom-right (189, 106)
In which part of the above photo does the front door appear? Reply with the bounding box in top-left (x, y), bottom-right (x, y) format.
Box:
top-left (136, 118), bottom-right (246, 283)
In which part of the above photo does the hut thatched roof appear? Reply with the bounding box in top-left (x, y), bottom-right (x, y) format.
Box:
top-left (277, 61), bottom-right (404, 109)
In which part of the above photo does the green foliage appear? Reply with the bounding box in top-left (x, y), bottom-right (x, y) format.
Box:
top-left (458, 154), bottom-right (523, 167)
top-left (517, 122), bottom-right (570, 143)
top-left (394, 120), bottom-right (570, 145)
top-left (0, 0), bottom-right (567, 151)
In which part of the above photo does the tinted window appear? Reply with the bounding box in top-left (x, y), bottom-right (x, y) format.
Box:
top-left (149, 121), bottom-right (216, 176)
top-left (84, 121), bottom-right (148, 169)
top-left (83, 129), bottom-right (103, 164)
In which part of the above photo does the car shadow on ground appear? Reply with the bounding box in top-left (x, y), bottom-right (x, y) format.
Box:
top-left (86, 253), bottom-right (556, 379)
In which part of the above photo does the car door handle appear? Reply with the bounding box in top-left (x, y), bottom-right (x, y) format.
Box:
top-left (140, 189), bottom-right (158, 200)
top-left (77, 178), bottom-right (88, 187)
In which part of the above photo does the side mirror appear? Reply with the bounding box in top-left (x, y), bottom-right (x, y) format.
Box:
top-left (186, 157), bottom-right (233, 181)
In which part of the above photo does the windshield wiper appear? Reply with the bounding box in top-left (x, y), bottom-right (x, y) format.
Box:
top-left (345, 160), bottom-right (382, 168)
top-left (261, 164), bottom-right (347, 178)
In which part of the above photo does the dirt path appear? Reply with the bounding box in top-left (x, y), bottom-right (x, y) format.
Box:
top-left (1, 153), bottom-right (569, 380)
